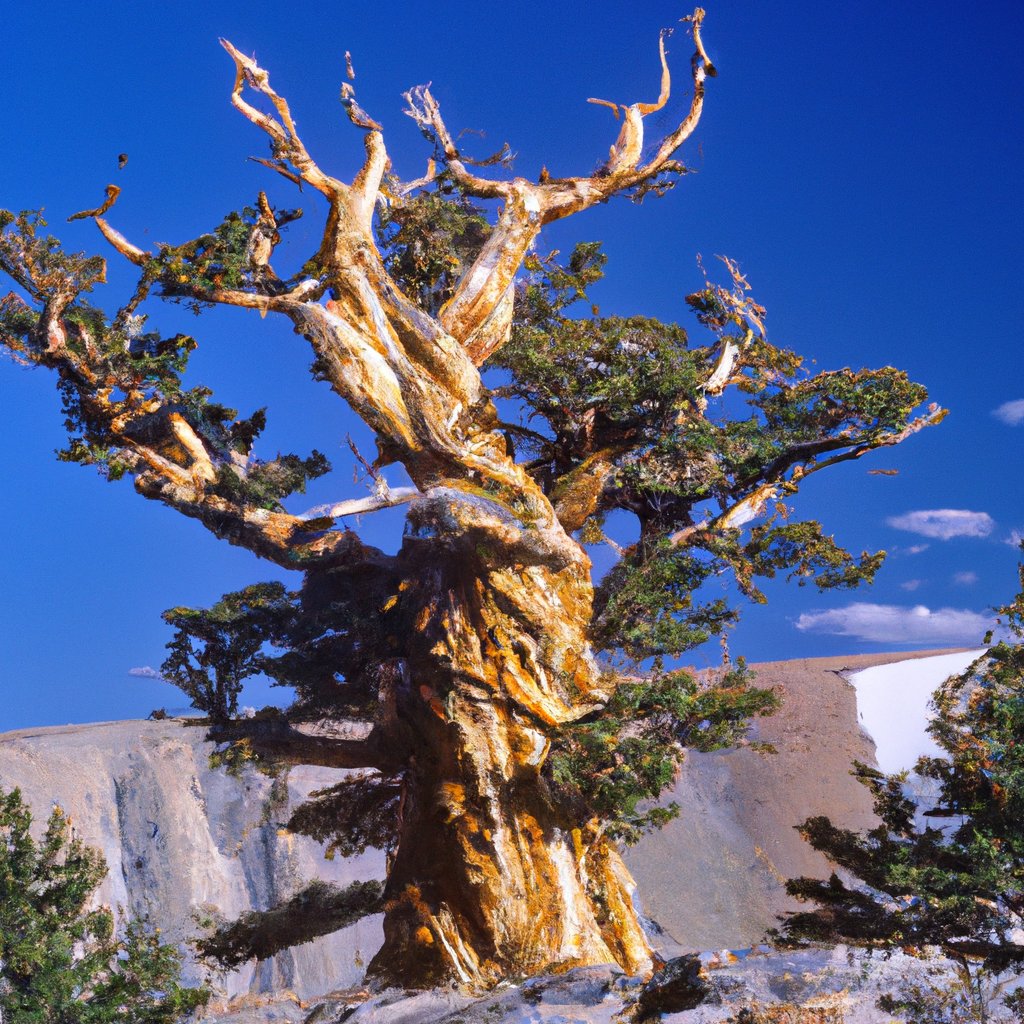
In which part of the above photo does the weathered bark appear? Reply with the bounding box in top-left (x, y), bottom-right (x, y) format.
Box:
top-left (367, 540), bottom-right (652, 987)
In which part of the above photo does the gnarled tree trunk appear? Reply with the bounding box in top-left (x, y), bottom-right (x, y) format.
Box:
top-left (367, 539), bottom-right (652, 986)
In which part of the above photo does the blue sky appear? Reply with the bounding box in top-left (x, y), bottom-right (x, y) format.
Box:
top-left (1, 1), bottom-right (1021, 729)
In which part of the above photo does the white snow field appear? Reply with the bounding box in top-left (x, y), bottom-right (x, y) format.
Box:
top-left (848, 649), bottom-right (987, 775)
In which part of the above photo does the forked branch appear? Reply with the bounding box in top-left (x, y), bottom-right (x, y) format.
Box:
top-left (220, 39), bottom-right (346, 202)
top-left (402, 9), bottom-right (714, 364)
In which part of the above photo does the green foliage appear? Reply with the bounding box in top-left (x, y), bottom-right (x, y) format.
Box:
top-left (781, 564), bottom-right (1024, 1017)
top-left (257, 554), bottom-right (401, 719)
top-left (0, 787), bottom-right (207, 1023)
top-left (286, 774), bottom-right (401, 859)
top-left (592, 541), bottom-right (736, 660)
top-left (488, 240), bottom-right (923, 660)
top-left (196, 879), bottom-right (383, 970)
top-left (0, 210), bottom-right (106, 301)
top-left (549, 663), bottom-right (778, 843)
top-left (142, 203), bottom-right (301, 313)
top-left (377, 183), bottom-right (491, 316)
top-left (212, 449), bottom-right (331, 512)
top-left (738, 520), bottom-right (886, 600)
top-left (161, 582), bottom-right (293, 725)
top-left (0, 208), bottom-right (326, 507)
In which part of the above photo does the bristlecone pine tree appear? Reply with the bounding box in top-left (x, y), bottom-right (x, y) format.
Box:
top-left (0, 12), bottom-right (944, 987)
top-left (780, 567), bottom-right (1024, 1020)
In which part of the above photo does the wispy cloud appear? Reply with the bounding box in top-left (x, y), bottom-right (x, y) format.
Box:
top-left (1007, 529), bottom-right (1024, 549)
top-left (900, 579), bottom-right (924, 592)
top-left (795, 603), bottom-right (993, 645)
top-left (899, 544), bottom-right (929, 556)
top-left (128, 666), bottom-right (165, 680)
top-left (993, 399), bottom-right (1024, 426)
top-left (952, 571), bottom-right (978, 586)
top-left (887, 509), bottom-right (994, 540)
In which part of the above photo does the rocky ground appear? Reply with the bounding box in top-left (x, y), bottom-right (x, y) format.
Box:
top-left (200, 946), bottom-right (1019, 1023)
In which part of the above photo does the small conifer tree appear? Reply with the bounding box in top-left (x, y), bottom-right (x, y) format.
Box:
top-left (160, 582), bottom-right (291, 724)
top-left (781, 564), bottom-right (1024, 1021)
top-left (0, 788), bottom-right (207, 1023)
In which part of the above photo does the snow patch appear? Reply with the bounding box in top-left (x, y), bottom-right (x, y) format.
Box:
top-left (848, 649), bottom-right (986, 775)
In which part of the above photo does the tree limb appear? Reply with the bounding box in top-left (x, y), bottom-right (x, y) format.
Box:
top-left (403, 10), bottom-right (714, 365)
top-left (213, 717), bottom-right (399, 772)
top-left (299, 485), bottom-right (420, 522)
top-left (219, 39), bottom-right (347, 202)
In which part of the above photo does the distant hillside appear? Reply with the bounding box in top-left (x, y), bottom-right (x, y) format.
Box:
top-left (0, 649), bottom-right (972, 1006)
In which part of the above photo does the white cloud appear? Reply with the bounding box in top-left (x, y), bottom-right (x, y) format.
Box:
top-left (900, 579), bottom-right (924, 592)
top-left (952, 571), bottom-right (978, 586)
top-left (993, 399), bottom-right (1024, 426)
top-left (1007, 529), bottom-right (1024, 549)
top-left (890, 544), bottom-right (929, 557)
top-left (795, 602), bottom-right (993, 645)
top-left (886, 509), bottom-right (994, 540)
top-left (128, 666), bottom-right (165, 680)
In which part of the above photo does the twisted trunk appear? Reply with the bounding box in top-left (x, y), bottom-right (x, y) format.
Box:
top-left (368, 550), bottom-right (652, 987)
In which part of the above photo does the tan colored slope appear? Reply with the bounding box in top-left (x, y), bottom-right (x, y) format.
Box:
top-left (624, 648), bottom-right (975, 951)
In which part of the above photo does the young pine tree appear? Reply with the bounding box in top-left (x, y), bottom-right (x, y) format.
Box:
top-left (0, 788), bottom-right (207, 1023)
top-left (780, 565), bottom-right (1024, 1021)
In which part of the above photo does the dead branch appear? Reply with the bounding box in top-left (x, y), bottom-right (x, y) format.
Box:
top-left (220, 39), bottom-right (347, 201)
top-left (299, 485), bottom-right (421, 522)
top-left (670, 404), bottom-right (948, 548)
top-left (402, 9), bottom-right (714, 366)
top-left (68, 184), bottom-right (121, 222)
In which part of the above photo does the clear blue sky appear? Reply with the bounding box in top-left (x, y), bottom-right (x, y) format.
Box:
top-left (1, 1), bottom-right (1021, 729)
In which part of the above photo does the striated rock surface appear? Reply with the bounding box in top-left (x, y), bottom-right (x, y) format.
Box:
top-left (0, 719), bottom-right (385, 1001)
top-left (0, 649), bottom-right (972, 1008)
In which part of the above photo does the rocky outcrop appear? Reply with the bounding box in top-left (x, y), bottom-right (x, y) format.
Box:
top-left (0, 719), bottom-right (385, 1000)
top-left (202, 950), bottom-right (989, 1024)
top-left (0, 649), bottom-right (970, 1005)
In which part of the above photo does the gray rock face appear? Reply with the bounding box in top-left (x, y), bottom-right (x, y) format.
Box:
top-left (0, 720), bottom-right (385, 1001)
top-left (0, 649), bottom-right (972, 1008)
top-left (205, 950), bottom-right (1017, 1024)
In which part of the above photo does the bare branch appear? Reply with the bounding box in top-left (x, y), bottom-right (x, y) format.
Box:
top-left (408, 10), bottom-right (714, 365)
top-left (91, 212), bottom-right (150, 268)
top-left (167, 412), bottom-right (217, 484)
top-left (670, 480), bottom-right (779, 547)
top-left (68, 184), bottom-right (121, 222)
top-left (249, 156), bottom-right (303, 188)
top-left (214, 717), bottom-right (399, 772)
top-left (220, 39), bottom-right (346, 201)
top-left (794, 405), bottom-right (948, 483)
top-left (299, 485), bottom-right (420, 522)
top-left (670, 405), bottom-right (948, 548)
top-left (350, 130), bottom-right (389, 231)
top-left (389, 158), bottom-right (438, 201)
top-left (403, 86), bottom-right (511, 201)
top-left (340, 81), bottom-right (382, 131)
top-left (641, 9), bottom-right (714, 176)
